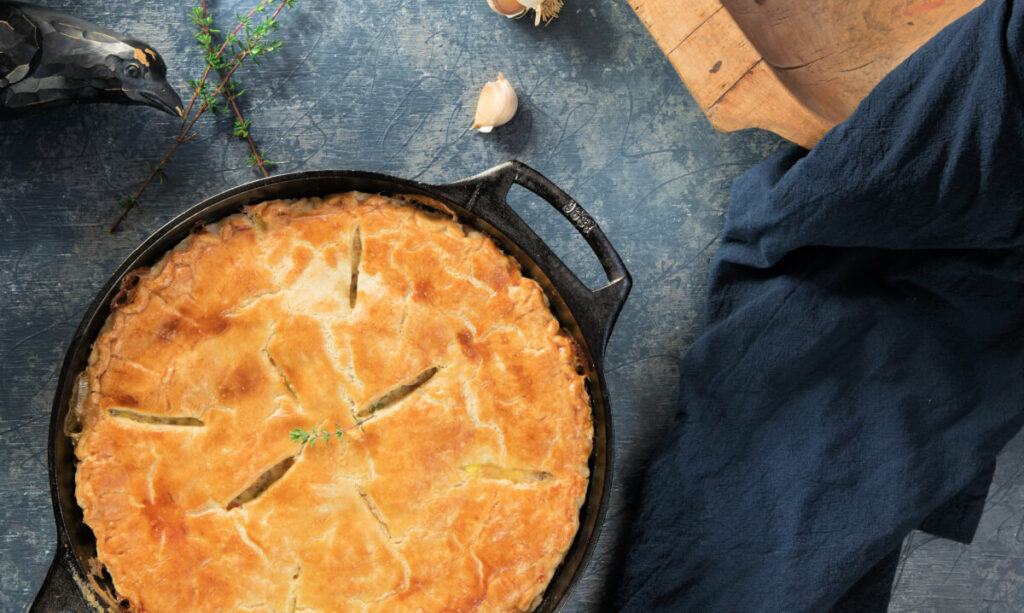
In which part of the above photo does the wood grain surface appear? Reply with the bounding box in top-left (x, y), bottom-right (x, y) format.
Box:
top-left (628, 0), bottom-right (982, 148)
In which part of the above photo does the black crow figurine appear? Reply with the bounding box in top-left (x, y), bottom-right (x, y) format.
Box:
top-left (0, 2), bottom-right (183, 119)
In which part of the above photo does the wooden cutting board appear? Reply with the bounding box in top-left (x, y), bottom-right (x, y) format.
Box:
top-left (627, 0), bottom-right (983, 149)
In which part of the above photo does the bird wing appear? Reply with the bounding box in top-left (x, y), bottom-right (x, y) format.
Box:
top-left (0, 4), bottom-right (41, 87)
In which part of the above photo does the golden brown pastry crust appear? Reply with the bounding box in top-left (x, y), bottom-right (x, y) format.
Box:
top-left (73, 193), bottom-right (592, 613)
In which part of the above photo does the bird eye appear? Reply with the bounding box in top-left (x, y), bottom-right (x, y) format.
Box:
top-left (126, 63), bottom-right (141, 79)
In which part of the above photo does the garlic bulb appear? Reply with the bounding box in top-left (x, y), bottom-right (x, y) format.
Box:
top-left (486, 0), bottom-right (562, 26)
top-left (487, 0), bottom-right (527, 18)
top-left (517, 0), bottom-right (563, 26)
top-left (471, 74), bottom-right (518, 133)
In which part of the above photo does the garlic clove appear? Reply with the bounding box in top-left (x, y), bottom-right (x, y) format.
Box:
top-left (471, 74), bottom-right (518, 133)
top-left (488, 0), bottom-right (527, 18)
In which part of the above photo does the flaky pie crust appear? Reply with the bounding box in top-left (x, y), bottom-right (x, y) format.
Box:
top-left (72, 193), bottom-right (592, 613)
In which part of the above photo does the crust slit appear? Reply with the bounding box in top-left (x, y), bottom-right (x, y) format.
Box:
top-left (357, 486), bottom-right (396, 542)
top-left (108, 408), bottom-right (204, 427)
top-left (349, 224), bottom-right (362, 308)
top-left (461, 464), bottom-right (553, 483)
top-left (264, 346), bottom-right (299, 401)
top-left (226, 455), bottom-right (297, 510)
top-left (355, 366), bottom-right (439, 419)
top-left (286, 564), bottom-right (302, 613)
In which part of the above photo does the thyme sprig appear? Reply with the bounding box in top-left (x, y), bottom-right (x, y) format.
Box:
top-left (289, 412), bottom-right (370, 448)
top-left (110, 0), bottom-right (297, 232)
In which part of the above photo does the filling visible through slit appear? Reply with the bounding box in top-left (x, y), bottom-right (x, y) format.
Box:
top-left (108, 408), bottom-right (204, 427)
top-left (461, 463), bottom-right (553, 483)
top-left (355, 366), bottom-right (439, 419)
top-left (227, 456), bottom-right (297, 510)
top-left (349, 225), bottom-right (361, 308)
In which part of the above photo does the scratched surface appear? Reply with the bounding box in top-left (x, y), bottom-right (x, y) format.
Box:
top-left (1, 1), bottom-right (1021, 612)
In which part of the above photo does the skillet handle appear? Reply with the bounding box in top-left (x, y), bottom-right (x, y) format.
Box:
top-left (435, 160), bottom-right (631, 365)
top-left (30, 542), bottom-right (92, 613)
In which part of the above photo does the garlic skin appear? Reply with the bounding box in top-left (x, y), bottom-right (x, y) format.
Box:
top-left (487, 0), bottom-right (527, 18)
top-left (472, 74), bottom-right (518, 133)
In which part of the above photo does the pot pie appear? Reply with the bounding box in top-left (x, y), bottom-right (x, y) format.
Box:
top-left (71, 193), bottom-right (592, 613)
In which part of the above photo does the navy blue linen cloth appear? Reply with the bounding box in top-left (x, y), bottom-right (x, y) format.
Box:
top-left (613, 0), bottom-right (1024, 611)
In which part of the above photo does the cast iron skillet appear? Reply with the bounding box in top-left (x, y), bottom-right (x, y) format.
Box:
top-left (32, 160), bottom-right (631, 612)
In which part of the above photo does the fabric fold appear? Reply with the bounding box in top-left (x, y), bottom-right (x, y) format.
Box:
top-left (614, 0), bottom-right (1024, 610)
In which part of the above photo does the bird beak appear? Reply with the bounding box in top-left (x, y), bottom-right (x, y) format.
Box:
top-left (140, 82), bottom-right (185, 117)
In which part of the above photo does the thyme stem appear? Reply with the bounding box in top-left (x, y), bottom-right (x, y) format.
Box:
top-left (110, 0), bottom-right (295, 232)
top-left (199, 0), bottom-right (269, 177)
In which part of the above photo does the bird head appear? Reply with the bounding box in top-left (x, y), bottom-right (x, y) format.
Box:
top-left (0, 5), bottom-right (187, 119)
top-left (106, 41), bottom-right (183, 117)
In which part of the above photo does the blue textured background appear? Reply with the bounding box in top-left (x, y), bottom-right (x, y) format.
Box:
top-left (2, 1), bottom-right (1022, 611)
